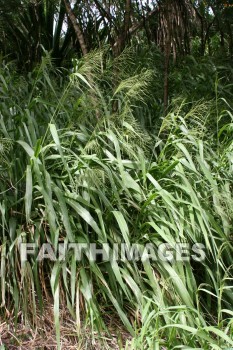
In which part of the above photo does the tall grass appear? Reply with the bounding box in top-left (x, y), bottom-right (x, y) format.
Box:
top-left (0, 54), bottom-right (232, 349)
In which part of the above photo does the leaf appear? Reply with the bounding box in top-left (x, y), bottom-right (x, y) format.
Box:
top-left (112, 211), bottom-right (130, 247)
top-left (25, 165), bottom-right (33, 223)
top-left (17, 140), bottom-right (34, 157)
top-left (66, 198), bottom-right (103, 237)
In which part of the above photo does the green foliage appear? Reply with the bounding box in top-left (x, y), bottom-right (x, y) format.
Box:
top-left (170, 55), bottom-right (233, 102)
top-left (0, 54), bottom-right (232, 349)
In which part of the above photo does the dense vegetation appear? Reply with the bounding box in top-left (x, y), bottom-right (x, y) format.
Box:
top-left (0, 1), bottom-right (233, 349)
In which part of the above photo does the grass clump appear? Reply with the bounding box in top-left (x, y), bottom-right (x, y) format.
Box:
top-left (0, 55), bottom-right (232, 349)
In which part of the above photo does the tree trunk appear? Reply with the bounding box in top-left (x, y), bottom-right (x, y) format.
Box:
top-left (63, 0), bottom-right (88, 56)
top-left (163, 33), bottom-right (171, 113)
top-left (163, 0), bottom-right (172, 114)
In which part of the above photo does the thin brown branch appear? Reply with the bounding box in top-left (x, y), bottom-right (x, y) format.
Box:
top-left (129, 8), bottom-right (157, 35)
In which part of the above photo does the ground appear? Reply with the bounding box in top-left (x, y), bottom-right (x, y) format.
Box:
top-left (0, 304), bottom-right (131, 350)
